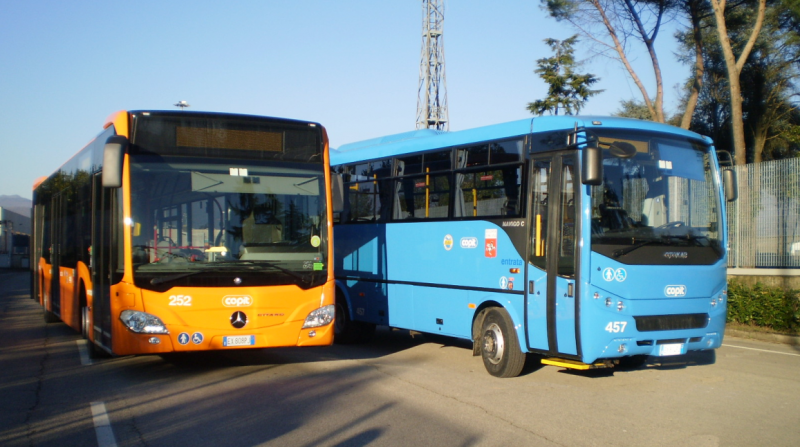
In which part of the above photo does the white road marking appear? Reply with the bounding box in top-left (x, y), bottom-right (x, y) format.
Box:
top-left (90, 402), bottom-right (118, 447)
top-left (722, 344), bottom-right (800, 357)
top-left (76, 340), bottom-right (92, 365)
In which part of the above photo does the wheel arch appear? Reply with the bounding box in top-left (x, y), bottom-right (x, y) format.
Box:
top-left (471, 297), bottom-right (529, 355)
top-left (333, 279), bottom-right (355, 321)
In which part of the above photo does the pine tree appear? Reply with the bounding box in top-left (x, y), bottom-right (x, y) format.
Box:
top-left (527, 36), bottom-right (602, 116)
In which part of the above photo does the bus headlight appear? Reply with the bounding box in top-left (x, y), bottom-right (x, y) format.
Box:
top-left (120, 310), bottom-right (169, 334)
top-left (302, 305), bottom-right (335, 329)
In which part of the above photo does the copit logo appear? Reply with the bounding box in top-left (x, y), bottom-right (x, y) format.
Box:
top-left (223, 295), bottom-right (253, 307)
top-left (460, 237), bottom-right (478, 249)
top-left (664, 285), bottom-right (687, 297)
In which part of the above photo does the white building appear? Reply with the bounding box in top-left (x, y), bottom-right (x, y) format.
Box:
top-left (0, 207), bottom-right (31, 268)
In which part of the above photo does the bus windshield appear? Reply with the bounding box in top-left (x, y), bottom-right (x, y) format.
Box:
top-left (589, 130), bottom-right (723, 265)
top-left (129, 155), bottom-right (328, 290)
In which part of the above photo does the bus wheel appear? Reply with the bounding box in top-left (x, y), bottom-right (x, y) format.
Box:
top-left (334, 298), bottom-right (375, 344)
top-left (480, 307), bottom-right (526, 378)
top-left (81, 306), bottom-right (91, 339)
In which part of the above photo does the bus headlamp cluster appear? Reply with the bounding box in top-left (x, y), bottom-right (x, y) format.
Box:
top-left (120, 310), bottom-right (169, 334)
top-left (302, 305), bottom-right (335, 329)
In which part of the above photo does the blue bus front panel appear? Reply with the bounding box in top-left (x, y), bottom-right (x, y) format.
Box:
top-left (580, 252), bottom-right (727, 364)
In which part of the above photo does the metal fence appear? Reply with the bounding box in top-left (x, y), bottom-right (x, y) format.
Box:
top-left (727, 158), bottom-right (800, 268)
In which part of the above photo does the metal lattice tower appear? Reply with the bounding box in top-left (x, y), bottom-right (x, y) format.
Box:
top-left (416, 0), bottom-right (449, 131)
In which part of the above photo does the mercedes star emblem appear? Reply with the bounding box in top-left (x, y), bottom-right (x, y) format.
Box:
top-left (230, 311), bottom-right (248, 329)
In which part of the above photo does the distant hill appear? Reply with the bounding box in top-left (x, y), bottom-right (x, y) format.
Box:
top-left (0, 195), bottom-right (32, 217)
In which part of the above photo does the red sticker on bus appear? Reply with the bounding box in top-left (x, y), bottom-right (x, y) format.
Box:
top-left (485, 229), bottom-right (497, 258)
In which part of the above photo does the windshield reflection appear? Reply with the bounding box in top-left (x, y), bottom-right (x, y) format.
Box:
top-left (129, 155), bottom-right (327, 289)
top-left (590, 132), bottom-right (723, 265)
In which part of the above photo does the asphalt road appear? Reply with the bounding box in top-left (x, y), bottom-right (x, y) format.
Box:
top-left (1, 270), bottom-right (799, 447)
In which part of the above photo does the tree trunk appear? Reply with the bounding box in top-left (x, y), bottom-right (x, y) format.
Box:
top-left (709, 0), bottom-right (767, 165)
top-left (589, 0), bottom-right (662, 122)
top-left (680, 0), bottom-right (705, 129)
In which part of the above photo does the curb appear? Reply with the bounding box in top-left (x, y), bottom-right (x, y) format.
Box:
top-left (725, 327), bottom-right (800, 346)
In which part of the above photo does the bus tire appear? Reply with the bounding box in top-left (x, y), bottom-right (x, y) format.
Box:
top-left (334, 297), bottom-right (374, 344)
top-left (480, 307), bottom-right (526, 378)
top-left (81, 305), bottom-right (91, 339)
top-left (355, 321), bottom-right (376, 343)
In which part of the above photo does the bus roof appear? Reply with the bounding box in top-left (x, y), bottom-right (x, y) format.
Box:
top-left (331, 116), bottom-right (709, 166)
top-left (32, 110), bottom-right (327, 192)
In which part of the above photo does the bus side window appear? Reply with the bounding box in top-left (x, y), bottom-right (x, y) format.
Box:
top-left (394, 174), bottom-right (450, 220)
top-left (344, 161), bottom-right (392, 222)
top-left (453, 141), bottom-right (523, 218)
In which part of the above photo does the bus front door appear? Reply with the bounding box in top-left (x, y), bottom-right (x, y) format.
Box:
top-left (91, 173), bottom-right (113, 351)
top-left (49, 193), bottom-right (63, 317)
top-left (527, 152), bottom-right (579, 357)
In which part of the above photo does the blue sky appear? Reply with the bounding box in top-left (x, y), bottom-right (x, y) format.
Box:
top-left (1, 0), bottom-right (688, 200)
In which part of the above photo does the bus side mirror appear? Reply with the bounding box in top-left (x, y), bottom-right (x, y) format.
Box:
top-left (723, 169), bottom-right (738, 202)
top-left (582, 146), bottom-right (603, 186)
top-left (102, 136), bottom-right (128, 188)
top-left (331, 173), bottom-right (344, 213)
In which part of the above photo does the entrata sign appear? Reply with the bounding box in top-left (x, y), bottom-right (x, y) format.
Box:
top-left (223, 295), bottom-right (253, 307)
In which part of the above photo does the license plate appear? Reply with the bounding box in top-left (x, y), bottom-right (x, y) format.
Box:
top-left (223, 335), bottom-right (255, 347)
top-left (658, 343), bottom-right (684, 356)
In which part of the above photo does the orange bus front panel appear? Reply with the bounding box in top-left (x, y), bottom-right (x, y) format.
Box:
top-left (110, 280), bottom-right (335, 355)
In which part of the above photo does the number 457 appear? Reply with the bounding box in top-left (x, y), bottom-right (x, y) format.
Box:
top-left (605, 321), bottom-right (627, 333)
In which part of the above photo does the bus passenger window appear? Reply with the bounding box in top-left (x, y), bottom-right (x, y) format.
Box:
top-left (344, 161), bottom-right (392, 222)
top-left (394, 174), bottom-right (450, 220)
top-left (454, 167), bottom-right (522, 218)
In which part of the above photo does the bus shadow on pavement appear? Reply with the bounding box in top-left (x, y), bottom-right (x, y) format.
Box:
top-left (155, 326), bottom-right (432, 369)
top-left (553, 349), bottom-right (717, 378)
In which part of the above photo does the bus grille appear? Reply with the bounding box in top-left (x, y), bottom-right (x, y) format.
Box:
top-left (634, 314), bottom-right (708, 332)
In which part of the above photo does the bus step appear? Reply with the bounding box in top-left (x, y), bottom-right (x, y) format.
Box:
top-left (541, 357), bottom-right (611, 370)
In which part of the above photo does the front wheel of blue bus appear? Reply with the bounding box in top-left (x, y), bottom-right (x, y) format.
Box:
top-left (334, 295), bottom-right (375, 344)
top-left (481, 308), bottom-right (526, 378)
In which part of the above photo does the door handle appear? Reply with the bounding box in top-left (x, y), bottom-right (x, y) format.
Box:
top-left (567, 283), bottom-right (574, 297)
top-left (529, 280), bottom-right (534, 294)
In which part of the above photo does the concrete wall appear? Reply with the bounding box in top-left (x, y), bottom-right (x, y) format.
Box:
top-left (728, 268), bottom-right (800, 289)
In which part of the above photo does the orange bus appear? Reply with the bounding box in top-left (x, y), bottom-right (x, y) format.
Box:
top-left (32, 110), bottom-right (336, 357)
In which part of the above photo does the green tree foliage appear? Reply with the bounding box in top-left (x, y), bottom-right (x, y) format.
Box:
top-left (613, 98), bottom-right (682, 125)
top-left (613, 99), bottom-right (655, 121)
top-left (527, 35), bottom-right (603, 116)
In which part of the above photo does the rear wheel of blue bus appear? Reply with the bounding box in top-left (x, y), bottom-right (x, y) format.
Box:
top-left (481, 308), bottom-right (526, 378)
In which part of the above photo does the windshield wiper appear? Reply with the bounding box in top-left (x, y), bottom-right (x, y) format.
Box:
top-left (612, 239), bottom-right (661, 258)
top-left (612, 233), bottom-right (711, 259)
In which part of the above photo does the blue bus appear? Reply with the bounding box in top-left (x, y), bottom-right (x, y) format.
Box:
top-left (330, 116), bottom-right (736, 377)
